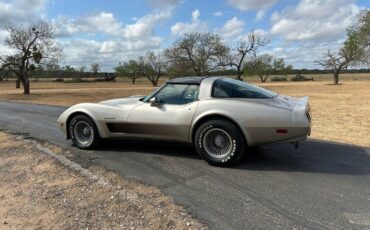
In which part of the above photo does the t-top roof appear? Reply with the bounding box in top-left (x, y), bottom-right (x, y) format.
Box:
top-left (166, 77), bottom-right (207, 84)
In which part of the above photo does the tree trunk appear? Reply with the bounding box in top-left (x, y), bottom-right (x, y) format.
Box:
top-left (20, 75), bottom-right (30, 95)
top-left (16, 78), bottom-right (21, 88)
top-left (235, 66), bottom-right (244, 81)
top-left (236, 72), bottom-right (243, 81)
top-left (333, 72), bottom-right (339, 85)
top-left (132, 77), bottom-right (136, 84)
top-left (149, 78), bottom-right (157, 87)
top-left (153, 77), bottom-right (159, 87)
top-left (259, 75), bottom-right (267, 83)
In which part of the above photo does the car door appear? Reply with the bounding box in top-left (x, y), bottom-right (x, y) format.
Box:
top-left (126, 83), bottom-right (199, 142)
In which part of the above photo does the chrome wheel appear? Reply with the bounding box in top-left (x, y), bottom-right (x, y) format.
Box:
top-left (203, 128), bottom-right (233, 158)
top-left (73, 121), bottom-right (94, 146)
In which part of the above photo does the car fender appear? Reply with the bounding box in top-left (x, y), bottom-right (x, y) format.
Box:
top-left (58, 103), bottom-right (113, 139)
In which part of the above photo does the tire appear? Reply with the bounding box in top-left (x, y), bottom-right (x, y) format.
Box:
top-left (69, 115), bottom-right (101, 149)
top-left (194, 119), bottom-right (245, 166)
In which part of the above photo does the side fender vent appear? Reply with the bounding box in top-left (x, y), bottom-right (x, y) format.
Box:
top-left (106, 123), bottom-right (127, 133)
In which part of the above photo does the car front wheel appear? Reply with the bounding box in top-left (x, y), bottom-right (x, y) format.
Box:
top-left (69, 115), bottom-right (101, 149)
top-left (195, 119), bottom-right (245, 166)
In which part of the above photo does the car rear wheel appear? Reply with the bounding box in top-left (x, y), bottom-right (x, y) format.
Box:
top-left (69, 115), bottom-right (101, 149)
top-left (195, 119), bottom-right (245, 166)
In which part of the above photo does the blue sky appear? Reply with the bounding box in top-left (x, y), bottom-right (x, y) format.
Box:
top-left (0, 0), bottom-right (369, 71)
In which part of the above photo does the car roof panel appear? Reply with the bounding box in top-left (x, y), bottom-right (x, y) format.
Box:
top-left (166, 77), bottom-right (207, 85)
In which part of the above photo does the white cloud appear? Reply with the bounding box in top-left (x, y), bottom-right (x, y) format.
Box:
top-left (262, 0), bottom-right (366, 69)
top-left (270, 0), bottom-right (361, 41)
top-left (0, 0), bottom-right (47, 26)
top-left (0, 0), bottom-right (49, 54)
top-left (0, 29), bottom-right (10, 53)
top-left (262, 40), bottom-right (344, 68)
top-left (59, 37), bottom-right (163, 71)
top-left (192, 9), bottom-right (200, 21)
top-left (54, 9), bottom-right (171, 40)
top-left (217, 17), bottom-right (245, 40)
top-left (53, 6), bottom-right (175, 70)
top-left (238, 28), bottom-right (269, 42)
top-left (147, 0), bottom-right (182, 9)
top-left (54, 12), bottom-right (122, 37)
top-left (171, 9), bottom-right (208, 36)
top-left (122, 10), bottom-right (171, 39)
top-left (213, 11), bottom-right (223, 17)
top-left (228, 0), bottom-right (278, 11)
top-left (255, 10), bottom-right (266, 21)
top-left (55, 9), bottom-right (170, 70)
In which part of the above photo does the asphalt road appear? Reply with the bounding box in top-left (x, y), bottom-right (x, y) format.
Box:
top-left (1, 101), bottom-right (370, 230)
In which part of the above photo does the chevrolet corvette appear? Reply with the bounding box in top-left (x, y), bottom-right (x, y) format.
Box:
top-left (57, 77), bottom-right (311, 166)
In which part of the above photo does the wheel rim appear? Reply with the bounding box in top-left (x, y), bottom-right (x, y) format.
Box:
top-left (203, 128), bottom-right (233, 158)
top-left (73, 121), bottom-right (94, 146)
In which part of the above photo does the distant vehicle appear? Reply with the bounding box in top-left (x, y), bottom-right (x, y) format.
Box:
top-left (57, 77), bottom-right (311, 166)
top-left (291, 74), bottom-right (314, 81)
top-left (102, 73), bottom-right (116, 82)
top-left (94, 73), bottom-right (116, 82)
top-left (271, 76), bottom-right (288, 82)
top-left (55, 76), bottom-right (64, 82)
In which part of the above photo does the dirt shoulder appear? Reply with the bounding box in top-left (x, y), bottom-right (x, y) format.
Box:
top-left (0, 132), bottom-right (206, 229)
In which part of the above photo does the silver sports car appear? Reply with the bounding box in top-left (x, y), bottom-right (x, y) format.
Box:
top-left (57, 77), bottom-right (311, 166)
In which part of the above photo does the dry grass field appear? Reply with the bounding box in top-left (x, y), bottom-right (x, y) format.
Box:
top-left (0, 74), bottom-right (369, 147)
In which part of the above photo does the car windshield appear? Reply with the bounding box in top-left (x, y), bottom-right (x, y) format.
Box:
top-left (142, 86), bottom-right (162, 102)
top-left (212, 78), bottom-right (278, 99)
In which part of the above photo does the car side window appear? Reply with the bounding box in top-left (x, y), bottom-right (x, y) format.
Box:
top-left (154, 84), bottom-right (199, 105)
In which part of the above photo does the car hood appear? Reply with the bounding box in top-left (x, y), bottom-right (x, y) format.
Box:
top-left (99, 95), bottom-right (145, 107)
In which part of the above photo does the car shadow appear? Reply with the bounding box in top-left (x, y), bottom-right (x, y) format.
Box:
top-left (236, 140), bottom-right (370, 175)
top-left (99, 138), bottom-right (370, 175)
top-left (102, 139), bottom-right (200, 159)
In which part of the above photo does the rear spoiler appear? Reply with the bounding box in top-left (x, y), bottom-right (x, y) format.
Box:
top-left (294, 96), bottom-right (309, 110)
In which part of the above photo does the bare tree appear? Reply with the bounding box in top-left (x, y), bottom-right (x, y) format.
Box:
top-left (316, 10), bottom-right (370, 84)
top-left (75, 66), bottom-right (86, 82)
top-left (315, 50), bottom-right (350, 84)
top-left (0, 21), bottom-right (61, 94)
top-left (224, 31), bottom-right (267, 80)
top-left (165, 32), bottom-right (229, 76)
top-left (91, 63), bottom-right (100, 77)
top-left (143, 52), bottom-right (166, 86)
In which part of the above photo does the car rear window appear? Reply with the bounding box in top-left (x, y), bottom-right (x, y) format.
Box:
top-left (212, 78), bottom-right (278, 99)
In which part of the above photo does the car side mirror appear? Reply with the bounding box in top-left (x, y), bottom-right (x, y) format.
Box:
top-left (149, 97), bottom-right (160, 106)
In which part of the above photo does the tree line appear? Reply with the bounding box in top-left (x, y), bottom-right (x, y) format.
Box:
top-left (113, 31), bottom-right (294, 85)
top-left (0, 10), bottom-right (369, 94)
